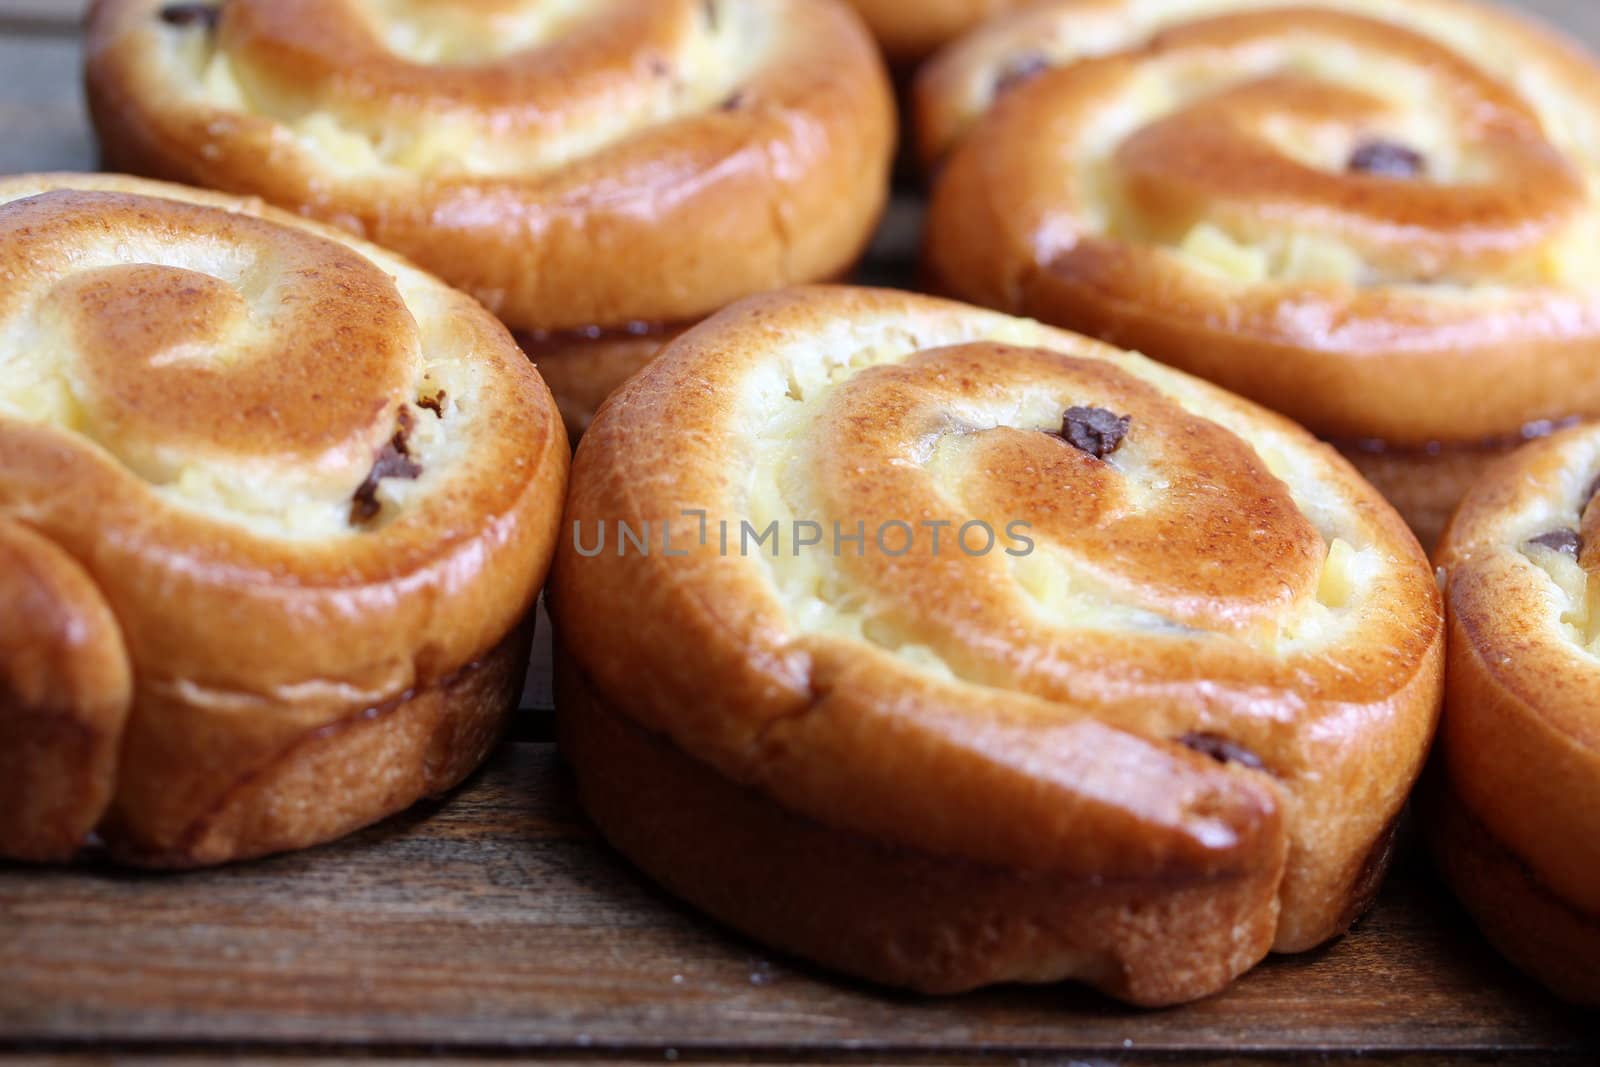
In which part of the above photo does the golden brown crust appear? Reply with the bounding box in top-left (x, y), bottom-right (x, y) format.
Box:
top-left (914, 0), bottom-right (1600, 166)
top-left (552, 286), bottom-right (1444, 1004)
top-left (1433, 425), bottom-right (1600, 1002)
top-left (518, 324), bottom-right (689, 441)
top-left (1335, 435), bottom-right (1549, 552)
top-left (0, 173), bottom-right (568, 866)
top-left (1427, 774), bottom-right (1600, 1006)
top-left (844, 0), bottom-right (1040, 66)
top-left (84, 0), bottom-right (894, 336)
top-left (105, 620), bottom-right (532, 868)
top-left (559, 655), bottom-right (1280, 1007)
top-left (920, 0), bottom-right (1600, 450)
top-left (0, 519), bottom-right (131, 862)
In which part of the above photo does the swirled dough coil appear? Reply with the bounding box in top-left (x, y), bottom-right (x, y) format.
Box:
top-left (0, 173), bottom-right (568, 867)
top-left (551, 286), bottom-right (1443, 1007)
top-left (919, 0), bottom-right (1600, 546)
top-left (85, 0), bottom-right (895, 434)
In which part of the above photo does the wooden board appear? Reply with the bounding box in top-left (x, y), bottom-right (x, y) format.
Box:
top-left (3, 746), bottom-right (1596, 1063)
top-left (2, 1), bottom-right (1599, 1062)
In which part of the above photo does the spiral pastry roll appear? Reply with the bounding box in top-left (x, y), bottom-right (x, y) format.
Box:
top-left (84, 0), bottom-right (894, 435)
top-left (551, 286), bottom-right (1442, 1006)
top-left (919, 0), bottom-right (1600, 547)
top-left (0, 174), bottom-right (567, 867)
top-left (1432, 426), bottom-right (1600, 1004)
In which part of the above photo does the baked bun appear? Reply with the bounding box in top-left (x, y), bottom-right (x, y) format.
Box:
top-left (522, 323), bottom-right (687, 440)
top-left (552, 286), bottom-right (1443, 1006)
top-left (919, 0), bottom-right (1600, 547)
top-left (84, 0), bottom-right (895, 436)
top-left (843, 0), bottom-right (1038, 67)
top-left (1432, 425), bottom-right (1600, 1004)
top-left (0, 173), bottom-right (567, 867)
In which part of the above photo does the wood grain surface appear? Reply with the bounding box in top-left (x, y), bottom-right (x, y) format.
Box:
top-left (3, 747), bottom-right (1596, 1063)
top-left (1, 0), bottom-right (1599, 1062)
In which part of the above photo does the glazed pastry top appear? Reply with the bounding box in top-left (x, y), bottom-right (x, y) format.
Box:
top-left (919, 0), bottom-right (1600, 443)
top-left (146, 0), bottom-right (761, 179)
top-left (0, 172), bottom-right (566, 727)
top-left (86, 0), bottom-right (895, 331)
top-left (555, 286), bottom-right (1443, 954)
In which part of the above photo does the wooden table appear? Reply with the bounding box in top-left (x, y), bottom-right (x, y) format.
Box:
top-left (2, 2), bottom-right (1598, 1063)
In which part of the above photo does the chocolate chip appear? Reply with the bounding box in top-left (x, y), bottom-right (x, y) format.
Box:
top-left (1529, 528), bottom-right (1582, 558)
top-left (1348, 139), bottom-right (1427, 179)
top-left (416, 392), bottom-right (446, 418)
top-left (1056, 406), bottom-right (1130, 459)
top-left (720, 90), bottom-right (748, 112)
top-left (158, 2), bottom-right (220, 29)
top-left (1179, 732), bottom-right (1266, 771)
top-left (995, 53), bottom-right (1051, 95)
top-left (351, 409), bottom-right (422, 525)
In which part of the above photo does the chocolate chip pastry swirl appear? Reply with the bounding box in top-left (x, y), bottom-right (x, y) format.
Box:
top-left (920, 0), bottom-right (1600, 547)
top-left (0, 174), bottom-right (567, 867)
top-left (552, 287), bottom-right (1442, 1006)
top-left (1432, 426), bottom-right (1600, 1004)
top-left (85, 0), bottom-right (894, 434)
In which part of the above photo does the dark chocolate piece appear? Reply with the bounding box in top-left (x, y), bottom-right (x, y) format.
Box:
top-left (417, 392), bottom-right (447, 418)
top-left (1348, 139), bottom-right (1427, 179)
top-left (1056, 406), bottom-right (1131, 459)
top-left (1179, 732), bottom-right (1266, 771)
top-left (351, 409), bottom-right (422, 525)
top-left (1529, 528), bottom-right (1583, 558)
top-left (158, 2), bottom-right (220, 29)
